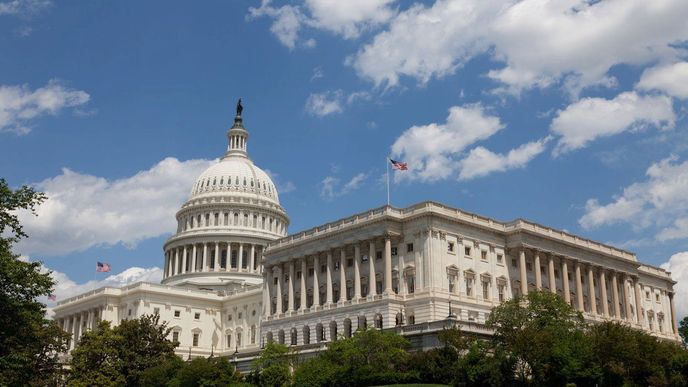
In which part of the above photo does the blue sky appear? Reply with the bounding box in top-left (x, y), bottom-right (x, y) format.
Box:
top-left (2, 0), bottom-right (688, 315)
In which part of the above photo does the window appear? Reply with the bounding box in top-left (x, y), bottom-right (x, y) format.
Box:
top-left (376, 251), bottom-right (382, 260)
top-left (498, 285), bottom-right (505, 302)
top-left (237, 332), bottom-right (242, 347)
top-left (238, 312), bottom-right (242, 319)
top-left (407, 243), bottom-right (414, 252)
top-left (347, 259), bottom-right (353, 267)
top-left (296, 271), bottom-right (302, 279)
top-left (555, 269), bottom-right (560, 279)
top-left (215, 213), bottom-right (219, 226)
top-left (497, 254), bottom-right (503, 264)
top-left (321, 265), bottom-right (326, 273)
top-left (526, 262), bottom-right (532, 271)
top-left (361, 254), bottom-right (368, 262)
top-left (273, 277), bottom-right (278, 285)
top-left (449, 242), bottom-right (456, 253)
top-left (646, 291), bottom-right (650, 300)
top-left (408, 315), bottom-right (415, 325)
top-left (174, 310), bottom-right (181, 318)
top-left (226, 334), bottom-right (232, 348)
top-left (463, 245), bottom-right (470, 255)
top-left (482, 280), bottom-right (490, 300)
top-left (128, 309), bottom-right (132, 316)
top-left (448, 275), bottom-right (456, 293)
top-left (194, 312), bottom-right (200, 320)
top-left (228, 315), bottom-right (233, 321)
top-left (193, 333), bottom-right (199, 347)
top-left (466, 278), bottom-right (474, 297)
top-left (308, 268), bottom-right (314, 277)
top-left (391, 247), bottom-right (398, 256)
top-left (172, 331), bottom-right (179, 342)
top-left (334, 261), bottom-right (340, 270)
top-left (251, 326), bottom-right (256, 344)
top-left (153, 307), bottom-right (160, 315)
top-left (656, 294), bottom-right (660, 302)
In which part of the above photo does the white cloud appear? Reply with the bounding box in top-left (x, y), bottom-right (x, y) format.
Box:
top-left (660, 252), bottom-right (688, 319)
top-left (347, 0), bottom-right (688, 93)
top-left (310, 66), bottom-right (324, 82)
top-left (0, 0), bottom-right (51, 16)
top-left (637, 62), bottom-right (688, 99)
top-left (247, 0), bottom-right (307, 50)
top-left (550, 92), bottom-right (675, 155)
top-left (305, 90), bottom-right (344, 117)
top-left (0, 79), bottom-right (90, 135)
top-left (304, 0), bottom-right (396, 39)
top-left (579, 156), bottom-right (688, 241)
top-left (458, 137), bottom-right (550, 180)
top-left (15, 157), bottom-right (215, 257)
top-left (391, 104), bottom-right (504, 182)
top-left (319, 172), bottom-right (368, 200)
top-left (42, 264), bottom-right (162, 318)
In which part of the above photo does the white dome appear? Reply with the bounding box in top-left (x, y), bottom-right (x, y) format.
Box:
top-left (190, 156), bottom-right (279, 204)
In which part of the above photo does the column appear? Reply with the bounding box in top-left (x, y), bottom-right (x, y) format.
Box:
top-left (326, 251), bottom-right (333, 305)
top-left (612, 272), bottom-right (621, 319)
top-left (519, 249), bottom-right (528, 296)
top-left (202, 243), bottom-right (208, 272)
top-left (191, 244), bottom-right (197, 272)
top-left (181, 246), bottom-right (188, 274)
top-left (353, 243), bottom-right (361, 299)
top-left (167, 251), bottom-right (173, 277)
top-left (670, 292), bottom-right (678, 334)
top-left (384, 236), bottom-right (393, 295)
top-left (300, 258), bottom-right (307, 310)
top-left (250, 244), bottom-right (256, 273)
top-left (70, 315), bottom-right (77, 350)
top-left (575, 262), bottom-right (584, 311)
top-left (588, 265), bottom-right (597, 315)
top-left (87, 309), bottom-right (94, 331)
top-left (634, 278), bottom-right (643, 324)
top-left (339, 248), bottom-right (347, 303)
top-left (623, 275), bottom-right (632, 322)
top-left (313, 255), bottom-right (320, 306)
top-left (173, 249), bottom-right (179, 276)
top-left (600, 269), bottom-right (609, 317)
top-left (548, 255), bottom-right (556, 293)
top-left (368, 240), bottom-right (377, 297)
top-left (534, 250), bottom-right (542, 290)
top-left (562, 259), bottom-right (571, 304)
top-left (214, 242), bottom-right (220, 272)
top-left (264, 267), bottom-right (272, 316)
top-left (238, 243), bottom-right (244, 271)
top-left (163, 253), bottom-right (168, 279)
top-left (288, 260), bottom-right (295, 312)
top-left (275, 266), bottom-right (283, 314)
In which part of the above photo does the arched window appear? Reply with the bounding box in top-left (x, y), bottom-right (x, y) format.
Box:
top-left (343, 318), bottom-right (352, 338)
top-left (250, 325), bottom-right (256, 344)
top-left (329, 321), bottom-right (337, 341)
top-left (316, 323), bottom-right (324, 342)
top-left (375, 314), bottom-right (383, 329)
top-left (303, 325), bottom-right (310, 345)
top-left (278, 330), bottom-right (285, 345)
top-left (290, 328), bottom-right (297, 346)
top-left (358, 316), bottom-right (367, 331)
top-left (266, 332), bottom-right (273, 344)
top-left (395, 312), bottom-right (403, 326)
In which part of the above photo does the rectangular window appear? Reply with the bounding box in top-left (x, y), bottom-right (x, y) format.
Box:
top-left (512, 258), bottom-right (517, 268)
top-left (321, 265), bottom-right (326, 273)
top-left (555, 269), bottom-right (560, 278)
top-left (334, 261), bottom-right (340, 270)
top-left (526, 262), bottom-right (532, 271)
top-left (273, 277), bottom-right (278, 285)
top-left (153, 307), bottom-right (160, 315)
top-left (128, 309), bottom-right (132, 316)
top-left (391, 247), bottom-right (398, 256)
top-left (497, 254), bottom-right (503, 264)
top-left (498, 285), bottom-right (505, 302)
top-left (407, 243), bottom-right (414, 252)
top-left (296, 271), bottom-right (302, 279)
top-left (376, 251), bottom-right (382, 260)
top-left (448, 275), bottom-right (456, 293)
top-left (193, 333), bottom-right (199, 347)
top-left (463, 245), bottom-right (470, 255)
top-left (407, 276), bottom-right (415, 294)
top-left (448, 242), bottom-right (456, 253)
top-left (656, 294), bottom-right (660, 302)
top-left (646, 291), bottom-right (650, 300)
top-left (174, 310), bottom-right (180, 318)
top-left (173, 331), bottom-right (179, 342)
top-left (482, 280), bottom-right (489, 299)
top-left (466, 278), bottom-right (473, 297)
top-left (237, 333), bottom-right (242, 347)
top-left (308, 268), bottom-right (314, 277)
top-left (227, 335), bottom-right (232, 348)
top-left (481, 250), bottom-right (487, 260)
top-left (194, 312), bottom-right (200, 320)
top-left (361, 254), bottom-right (368, 262)
top-left (347, 259), bottom-right (353, 267)
top-left (215, 213), bottom-right (219, 226)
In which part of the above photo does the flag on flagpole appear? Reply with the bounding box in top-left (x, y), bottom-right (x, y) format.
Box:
top-left (48, 294), bottom-right (56, 301)
top-left (390, 159), bottom-right (408, 170)
top-left (96, 261), bottom-right (111, 272)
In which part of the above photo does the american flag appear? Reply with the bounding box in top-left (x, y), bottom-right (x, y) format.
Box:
top-left (48, 294), bottom-right (56, 301)
top-left (390, 159), bottom-right (408, 170)
top-left (96, 261), bottom-right (111, 272)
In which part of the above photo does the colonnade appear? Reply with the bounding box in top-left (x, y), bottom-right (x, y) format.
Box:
top-left (164, 242), bottom-right (264, 279)
top-left (515, 248), bottom-right (677, 334)
top-left (264, 235), bottom-right (394, 317)
top-left (56, 307), bottom-right (102, 350)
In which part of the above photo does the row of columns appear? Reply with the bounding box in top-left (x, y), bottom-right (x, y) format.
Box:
top-left (264, 235), bottom-right (394, 317)
top-left (516, 248), bottom-right (677, 334)
top-left (57, 308), bottom-right (101, 350)
top-left (179, 209), bottom-right (283, 236)
top-left (164, 242), bottom-right (263, 278)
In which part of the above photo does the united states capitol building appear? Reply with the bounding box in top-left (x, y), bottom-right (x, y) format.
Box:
top-left (53, 105), bottom-right (681, 367)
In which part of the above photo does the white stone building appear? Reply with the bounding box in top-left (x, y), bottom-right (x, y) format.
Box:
top-left (53, 108), bottom-right (681, 367)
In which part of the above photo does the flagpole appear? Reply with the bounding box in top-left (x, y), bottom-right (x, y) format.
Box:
top-left (386, 156), bottom-right (390, 206)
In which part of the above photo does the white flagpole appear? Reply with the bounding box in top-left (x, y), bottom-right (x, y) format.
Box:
top-left (386, 157), bottom-right (390, 206)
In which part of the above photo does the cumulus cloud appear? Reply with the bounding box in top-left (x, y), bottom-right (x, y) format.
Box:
top-left (347, 0), bottom-right (688, 93)
top-left (43, 264), bottom-right (163, 318)
top-left (660, 252), bottom-right (688, 319)
top-left (391, 104), bottom-right (504, 182)
top-left (305, 90), bottom-right (344, 117)
top-left (0, 79), bottom-right (90, 135)
top-left (247, 1), bottom-right (307, 49)
top-left (579, 156), bottom-right (688, 241)
top-left (15, 157), bottom-right (215, 257)
top-left (319, 172), bottom-right (368, 200)
top-left (637, 62), bottom-right (688, 99)
top-left (550, 92), bottom-right (675, 155)
top-left (458, 137), bottom-right (550, 181)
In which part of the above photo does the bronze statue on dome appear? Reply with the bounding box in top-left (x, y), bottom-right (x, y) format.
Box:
top-left (236, 98), bottom-right (243, 117)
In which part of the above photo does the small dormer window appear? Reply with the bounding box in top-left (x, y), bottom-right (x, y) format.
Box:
top-left (220, 177), bottom-right (224, 185)
top-left (243, 178), bottom-right (247, 186)
top-left (251, 179), bottom-right (254, 187)
top-left (235, 177), bottom-right (239, 185)
top-left (213, 178), bottom-right (216, 185)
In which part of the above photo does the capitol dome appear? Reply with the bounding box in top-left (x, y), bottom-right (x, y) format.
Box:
top-left (161, 101), bottom-right (289, 290)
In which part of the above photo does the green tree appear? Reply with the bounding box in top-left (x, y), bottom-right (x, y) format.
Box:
top-left (68, 314), bottom-right (178, 386)
top-left (139, 355), bottom-right (184, 387)
top-left (170, 356), bottom-right (242, 387)
top-left (486, 290), bottom-right (599, 386)
top-left (0, 178), bottom-right (69, 386)
top-left (249, 342), bottom-right (292, 387)
top-left (679, 316), bottom-right (688, 347)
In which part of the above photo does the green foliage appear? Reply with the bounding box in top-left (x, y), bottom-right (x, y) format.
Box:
top-left (171, 356), bottom-right (242, 387)
top-left (139, 355), bottom-right (184, 387)
top-left (0, 178), bottom-right (69, 386)
top-left (68, 314), bottom-right (178, 386)
top-left (248, 342), bottom-right (292, 387)
top-left (679, 316), bottom-right (688, 347)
